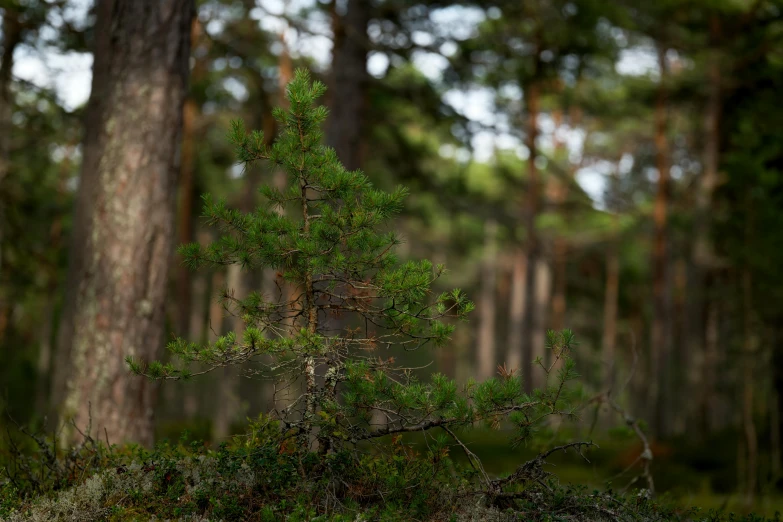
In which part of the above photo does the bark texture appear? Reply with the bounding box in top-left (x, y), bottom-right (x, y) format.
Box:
top-left (52, 0), bottom-right (195, 446)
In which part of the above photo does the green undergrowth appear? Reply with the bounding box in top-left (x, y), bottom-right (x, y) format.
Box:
top-left (1, 419), bottom-right (780, 522)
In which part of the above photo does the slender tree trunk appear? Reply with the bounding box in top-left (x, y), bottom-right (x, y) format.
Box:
top-left (702, 283), bottom-right (720, 431)
top-left (176, 96), bottom-right (198, 336)
top-left (213, 265), bottom-right (243, 442)
top-left (521, 78), bottom-right (540, 393)
top-left (477, 220), bottom-right (498, 380)
top-left (52, 0), bottom-right (195, 446)
top-left (741, 188), bottom-right (758, 504)
top-left (531, 259), bottom-right (552, 371)
top-left (175, 16), bottom-right (207, 338)
top-left (324, 0), bottom-right (369, 432)
top-left (772, 323), bottom-right (783, 484)
top-left (672, 256), bottom-right (688, 434)
top-left (602, 217), bottom-right (620, 391)
top-left (327, 0), bottom-right (369, 171)
top-left (648, 47), bottom-right (673, 437)
top-left (771, 390), bottom-right (781, 485)
top-left (549, 108), bottom-right (572, 333)
top-left (0, 6), bottom-right (20, 182)
top-left (506, 249), bottom-right (527, 373)
top-left (690, 19), bottom-right (722, 437)
top-left (36, 150), bottom-right (73, 415)
top-left (551, 240), bottom-right (567, 332)
top-left (0, 8), bottom-right (22, 334)
top-left (741, 268), bottom-right (758, 505)
top-left (189, 230), bottom-right (212, 344)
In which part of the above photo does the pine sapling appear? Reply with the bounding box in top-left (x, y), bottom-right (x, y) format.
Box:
top-left (128, 70), bottom-right (583, 469)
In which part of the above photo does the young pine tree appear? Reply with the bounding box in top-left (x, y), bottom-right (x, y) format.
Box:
top-left (128, 69), bottom-right (580, 459)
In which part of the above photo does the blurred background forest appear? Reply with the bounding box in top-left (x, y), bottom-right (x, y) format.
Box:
top-left (1, 0), bottom-right (783, 516)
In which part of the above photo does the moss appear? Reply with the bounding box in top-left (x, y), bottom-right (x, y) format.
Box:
top-left (4, 432), bottom-right (779, 522)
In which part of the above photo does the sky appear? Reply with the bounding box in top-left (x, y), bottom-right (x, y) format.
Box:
top-left (9, 0), bottom-right (661, 207)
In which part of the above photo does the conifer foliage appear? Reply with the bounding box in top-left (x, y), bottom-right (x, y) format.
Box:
top-left (128, 69), bottom-right (579, 456)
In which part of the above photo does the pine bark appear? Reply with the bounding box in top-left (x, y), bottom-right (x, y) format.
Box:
top-left (52, 0), bottom-right (195, 446)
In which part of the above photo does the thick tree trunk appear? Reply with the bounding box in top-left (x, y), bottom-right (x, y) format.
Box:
top-left (648, 47), bottom-right (673, 437)
top-left (521, 79), bottom-right (540, 393)
top-left (477, 220), bottom-right (498, 380)
top-left (52, 0), bottom-right (195, 446)
top-left (327, 0), bottom-right (369, 171)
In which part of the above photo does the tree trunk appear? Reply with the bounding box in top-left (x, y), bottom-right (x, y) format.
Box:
top-left (771, 390), bottom-right (781, 486)
top-left (477, 220), bottom-right (498, 380)
top-left (0, 7), bottom-right (22, 332)
top-left (551, 239), bottom-right (567, 332)
top-left (213, 266), bottom-right (243, 443)
top-left (52, 0), bottom-right (195, 446)
top-left (521, 78), bottom-right (540, 393)
top-left (689, 18), bottom-right (722, 437)
top-left (327, 0), bottom-right (369, 171)
top-left (175, 17), bottom-right (207, 338)
top-left (702, 284), bottom-right (720, 431)
top-left (549, 107), bottom-right (573, 333)
top-left (602, 221), bottom-right (620, 391)
top-left (531, 258), bottom-right (552, 373)
top-left (505, 249), bottom-right (526, 373)
top-left (648, 46), bottom-right (673, 437)
top-left (36, 150), bottom-right (73, 415)
top-left (742, 268), bottom-right (757, 506)
top-left (176, 96), bottom-right (198, 337)
top-left (0, 6), bottom-right (20, 184)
